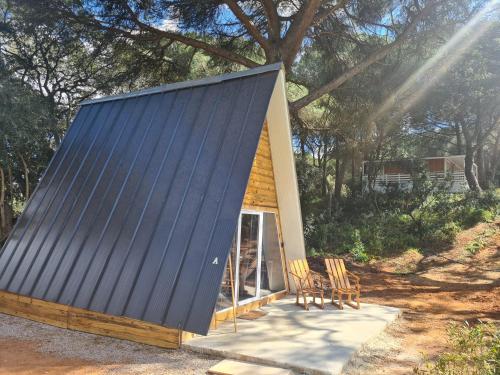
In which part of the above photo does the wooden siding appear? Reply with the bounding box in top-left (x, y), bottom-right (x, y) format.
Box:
top-left (427, 158), bottom-right (445, 172)
top-left (243, 122), bottom-right (279, 211)
top-left (0, 290), bottom-right (180, 348)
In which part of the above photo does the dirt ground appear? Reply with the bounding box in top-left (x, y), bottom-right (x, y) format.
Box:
top-left (341, 219), bottom-right (500, 374)
top-left (0, 314), bottom-right (219, 375)
top-left (0, 220), bottom-right (498, 375)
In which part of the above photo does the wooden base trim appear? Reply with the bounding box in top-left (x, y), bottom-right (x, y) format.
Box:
top-left (212, 290), bottom-right (287, 326)
top-left (0, 290), bottom-right (179, 349)
top-left (180, 290), bottom-right (288, 343)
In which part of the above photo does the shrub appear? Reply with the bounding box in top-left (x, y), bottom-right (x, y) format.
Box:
top-left (424, 221), bottom-right (461, 247)
top-left (303, 184), bottom-right (499, 260)
top-left (457, 191), bottom-right (499, 228)
top-left (464, 228), bottom-right (497, 256)
top-left (349, 229), bottom-right (369, 262)
top-left (461, 208), bottom-right (495, 228)
top-left (465, 240), bottom-right (485, 255)
top-left (415, 321), bottom-right (499, 375)
top-left (476, 209), bottom-right (495, 223)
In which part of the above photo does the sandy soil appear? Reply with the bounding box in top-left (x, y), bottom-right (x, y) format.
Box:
top-left (0, 311), bottom-right (218, 375)
top-left (341, 220), bottom-right (500, 374)
top-left (0, 220), bottom-right (498, 374)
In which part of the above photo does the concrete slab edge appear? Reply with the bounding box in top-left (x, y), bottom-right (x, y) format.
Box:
top-left (341, 307), bottom-right (403, 374)
top-left (183, 306), bottom-right (403, 375)
top-left (183, 342), bottom-right (329, 375)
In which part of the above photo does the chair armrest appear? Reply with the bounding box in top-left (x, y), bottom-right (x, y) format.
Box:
top-left (346, 271), bottom-right (360, 281)
top-left (346, 271), bottom-right (360, 286)
top-left (289, 271), bottom-right (309, 290)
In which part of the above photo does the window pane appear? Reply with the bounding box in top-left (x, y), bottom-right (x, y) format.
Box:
top-left (260, 213), bottom-right (285, 296)
top-left (216, 233), bottom-right (237, 311)
top-left (238, 214), bottom-right (259, 303)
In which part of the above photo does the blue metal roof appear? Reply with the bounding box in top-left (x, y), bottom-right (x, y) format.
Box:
top-left (0, 64), bottom-right (281, 335)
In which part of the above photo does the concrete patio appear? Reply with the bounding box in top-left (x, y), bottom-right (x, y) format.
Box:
top-left (183, 297), bottom-right (401, 375)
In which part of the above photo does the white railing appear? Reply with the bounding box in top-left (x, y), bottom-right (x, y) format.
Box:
top-left (362, 172), bottom-right (469, 192)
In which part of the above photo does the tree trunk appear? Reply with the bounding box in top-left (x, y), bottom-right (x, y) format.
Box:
top-left (462, 124), bottom-right (482, 192)
top-left (350, 150), bottom-right (356, 194)
top-left (20, 154), bottom-right (30, 199)
top-left (0, 166), bottom-right (5, 238)
top-left (454, 122), bottom-right (463, 154)
top-left (300, 131), bottom-right (306, 158)
top-left (486, 132), bottom-right (500, 187)
top-left (321, 149), bottom-right (328, 197)
top-left (7, 164), bottom-right (13, 205)
top-left (0, 166), bottom-right (12, 243)
top-left (464, 145), bottom-right (481, 192)
top-left (7, 164), bottom-right (12, 193)
top-left (334, 157), bottom-right (345, 203)
top-left (476, 145), bottom-right (487, 190)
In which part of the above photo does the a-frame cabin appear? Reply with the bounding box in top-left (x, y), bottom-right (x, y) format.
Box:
top-left (0, 63), bottom-right (306, 348)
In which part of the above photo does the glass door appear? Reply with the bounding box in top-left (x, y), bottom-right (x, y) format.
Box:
top-left (235, 212), bottom-right (262, 304)
top-left (260, 212), bottom-right (286, 296)
top-left (216, 210), bottom-right (286, 311)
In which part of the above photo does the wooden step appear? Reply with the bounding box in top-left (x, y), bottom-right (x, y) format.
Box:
top-left (207, 359), bottom-right (293, 375)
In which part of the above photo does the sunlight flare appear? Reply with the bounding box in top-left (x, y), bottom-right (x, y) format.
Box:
top-left (368, 0), bottom-right (499, 124)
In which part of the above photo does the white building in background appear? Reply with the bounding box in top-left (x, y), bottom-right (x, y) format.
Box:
top-left (362, 155), bottom-right (477, 193)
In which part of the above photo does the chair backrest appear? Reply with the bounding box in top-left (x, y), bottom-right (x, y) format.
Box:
top-left (324, 258), bottom-right (351, 290)
top-left (288, 259), bottom-right (313, 290)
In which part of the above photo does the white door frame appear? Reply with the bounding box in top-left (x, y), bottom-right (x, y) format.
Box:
top-left (234, 210), bottom-right (264, 306)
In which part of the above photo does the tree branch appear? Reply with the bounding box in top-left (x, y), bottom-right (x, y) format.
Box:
top-left (63, 5), bottom-right (260, 69)
top-left (313, 0), bottom-right (349, 26)
top-left (145, 26), bottom-right (260, 68)
top-left (281, 0), bottom-right (323, 69)
top-left (224, 0), bottom-right (271, 54)
top-left (342, 6), bottom-right (396, 32)
top-left (290, 2), bottom-right (434, 111)
top-left (259, 0), bottom-right (281, 43)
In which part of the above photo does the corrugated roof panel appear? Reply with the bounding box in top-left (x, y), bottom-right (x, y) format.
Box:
top-left (0, 65), bottom-right (280, 335)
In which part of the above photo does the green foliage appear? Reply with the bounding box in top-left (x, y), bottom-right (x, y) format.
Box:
top-left (415, 321), bottom-right (499, 375)
top-left (465, 240), bottom-right (485, 256)
top-left (303, 172), bottom-right (499, 261)
top-left (464, 228), bottom-right (497, 256)
top-left (349, 229), bottom-right (369, 263)
top-left (0, 64), bottom-right (56, 198)
top-left (426, 222), bottom-right (461, 247)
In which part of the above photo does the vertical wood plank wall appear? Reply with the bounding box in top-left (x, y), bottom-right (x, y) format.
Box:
top-left (243, 122), bottom-right (279, 211)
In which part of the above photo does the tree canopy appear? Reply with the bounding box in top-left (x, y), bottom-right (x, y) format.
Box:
top-left (0, 0), bottom-right (498, 250)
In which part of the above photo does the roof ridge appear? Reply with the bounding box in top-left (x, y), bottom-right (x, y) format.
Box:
top-left (80, 62), bottom-right (283, 106)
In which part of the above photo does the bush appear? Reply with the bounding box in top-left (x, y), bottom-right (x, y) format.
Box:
top-left (464, 228), bottom-right (497, 256)
top-left (415, 321), bottom-right (499, 375)
top-left (457, 191), bottom-right (500, 228)
top-left (465, 240), bottom-right (485, 255)
top-left (424, 221), bottom-right (461, 247)
top-left (304, 185), bottom-right (499, 260)
top-left (349, 229), bottom-right (369, 262)
top-left (463, 208), bottom-right (496, 227)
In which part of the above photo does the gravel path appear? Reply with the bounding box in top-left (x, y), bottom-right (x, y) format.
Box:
top-left (0, 313), bottom-right (219, 374)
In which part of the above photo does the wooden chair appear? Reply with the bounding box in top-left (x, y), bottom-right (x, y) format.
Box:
top-left (288, 259), bottom-right (325, 310)
top-left (324, 258), bottom-right (360, 309)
